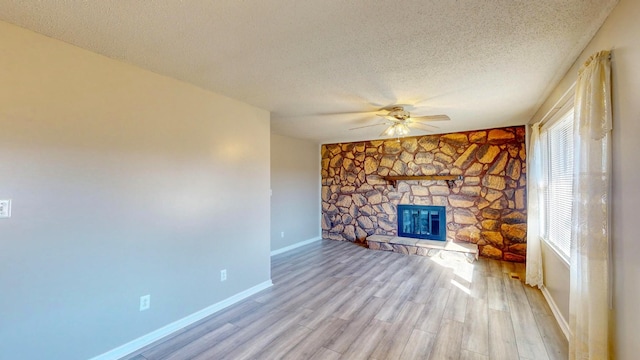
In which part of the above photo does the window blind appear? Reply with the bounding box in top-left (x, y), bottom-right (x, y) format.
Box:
top-left (542, 110), bottom-right (574, 260)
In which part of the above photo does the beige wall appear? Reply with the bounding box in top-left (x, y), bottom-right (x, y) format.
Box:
top-left (529, 0), bottom-right (639, 357)
top-left (0, 22), bottom-right (271, 360)
top-left (270, 133), bottom-right (320, 251)
top-left (541, 243), bottom-right (570, 320)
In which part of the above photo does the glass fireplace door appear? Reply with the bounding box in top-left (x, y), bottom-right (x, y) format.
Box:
top-left (397, 205), bottom-right (446, 241)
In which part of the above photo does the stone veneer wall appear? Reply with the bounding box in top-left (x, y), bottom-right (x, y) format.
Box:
top-left (321, 126), bottom-right (527, 262)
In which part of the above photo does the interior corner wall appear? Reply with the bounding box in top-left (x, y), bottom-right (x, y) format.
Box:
top-left (527, 0), bottom-right (639, 357)
top-left (0, 21), bottom-right (271, 360)
top-left (270, 133), bottom-right (321, 252)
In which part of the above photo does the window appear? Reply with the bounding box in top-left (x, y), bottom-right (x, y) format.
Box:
top-left (540, 109), bottom-right (574, 261)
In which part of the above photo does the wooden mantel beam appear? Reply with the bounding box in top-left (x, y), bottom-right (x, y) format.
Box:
top-left (382, 175), bottom-right (464, 189)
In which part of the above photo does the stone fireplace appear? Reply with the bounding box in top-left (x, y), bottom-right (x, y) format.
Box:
top-left (321, 126), bottom-right (528, 262)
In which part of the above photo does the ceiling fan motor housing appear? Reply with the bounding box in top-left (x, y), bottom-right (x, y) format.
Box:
top-left (389, 106), bottom-right (410, 120)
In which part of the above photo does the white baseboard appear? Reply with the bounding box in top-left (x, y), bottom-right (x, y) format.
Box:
top-left (89, 280), bottom-right (273, 360)
top-left (540, 285), bottom-right (571, 340)
top-left (271, 236), bottom-right (322, 256)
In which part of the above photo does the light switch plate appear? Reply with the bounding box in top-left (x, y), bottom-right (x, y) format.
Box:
top-left (140, 294), bottom-right (150, 311)
top-left (0, 200), bottom-right (11, 218)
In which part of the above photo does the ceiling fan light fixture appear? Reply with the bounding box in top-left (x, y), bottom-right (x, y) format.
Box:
top-left (350, 104), bottom-right (450, 138)
top-left (381, 125), bottom-right (395, 137)
top-left (382, 122), bottom-right (411, 137)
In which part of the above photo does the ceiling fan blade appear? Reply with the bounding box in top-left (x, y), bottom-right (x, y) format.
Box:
top-left (349, 123), bottom-right (387, 130)
top-left (410, 114), bottom-right (451, 121)
top-left (410, 120), bottom-right (440, 127)
top-left (410, 122), bottom-right (440, 130)
top-left (317, 109), bottom-right (380, 116)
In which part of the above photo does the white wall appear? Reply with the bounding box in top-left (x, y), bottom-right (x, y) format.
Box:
top-left (0, 21), bottom-right (271, 360)
top-left (270, 133), bottom-right (320, 251)
top-left (541, 243), bottom-right (570, 320)
top-left (529, 0), bottom-right (639, 357)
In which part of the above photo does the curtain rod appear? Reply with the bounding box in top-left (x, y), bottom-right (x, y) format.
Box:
top-left (536, 82), bottom-right (576, 128)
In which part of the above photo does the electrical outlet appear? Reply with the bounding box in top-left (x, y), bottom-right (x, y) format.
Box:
top-left (281, 231), bottom-right (285, 238)
top-left (220, 269), bottom-right (227, 282)
top-left (0, 200), bottom-right (11, 218)
top-left (139, 294), bottom-right (150, 311)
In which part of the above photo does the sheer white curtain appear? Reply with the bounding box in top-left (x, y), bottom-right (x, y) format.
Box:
top-left (525, 122), bottom-right (543, 288)
top-left (569, 50), bottom-right (612, 359)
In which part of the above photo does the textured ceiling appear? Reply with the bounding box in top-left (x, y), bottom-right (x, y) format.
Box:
top-left (0, 0), bottom-right (618, 143)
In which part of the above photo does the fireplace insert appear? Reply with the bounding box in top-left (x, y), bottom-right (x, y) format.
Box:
top-left (397, 205), bottom-right (446, 241)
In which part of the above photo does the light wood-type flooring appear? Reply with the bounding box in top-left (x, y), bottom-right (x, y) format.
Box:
top-left (124, 240), bottom-right (567, 360)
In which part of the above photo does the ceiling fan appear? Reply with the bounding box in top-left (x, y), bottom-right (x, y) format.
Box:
top-left (349, 106), bottom-right (450, 137)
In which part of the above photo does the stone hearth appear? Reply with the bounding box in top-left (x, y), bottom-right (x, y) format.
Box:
top-left (367, 234), bottom-right (479, 263)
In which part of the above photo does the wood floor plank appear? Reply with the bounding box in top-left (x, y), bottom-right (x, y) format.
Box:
top-left (135, 298), bottom-right (262, 359)
top-left (340, 319), bottom-right (389, 360)
top-left (333, 283), bottom-right (380, 320)
top-left (398, 329), bottom-right (436, 360)
top-left (375, 280), bottom-right (416, 322)
top-left (373, 257), bottom-right (410, 298)
top-left (408, 262), bottom-right (441, 304)
top-left (469, 269), bottom-right (488, 300)
top-left (428, 318), bottom-right (464, 360)
top-left (462, 298), bottom-right (489, 356)
top-left (187, 309), bottom-right (295, 359)
top-left (160, 323), bottom-right (239, 360)
top-left (270, 244), bottom-right (338, 277)
top-left (309, 347), bottom-right (342, 360)
top-left (373, 255), bottom-right (406, 283)
top-left (247, 324), bottom-right (312, 359)
top-left (534, 312), bottom-right (569, 360)
top-left (324, 296), bottom-right (386, 354)
top-left (523, 283), bottom-right (553, 315)
top-left (460, 349), bottom-right (489, 360)
top-left (298, 284), bottom-right (359, 329)
top-left (501, 260), bottom-right (516, 274)
top-left (120, 240), bottom-right (567, 360)
top-left (415, 287), bottom-right (450, 333)
top-left (350, 251), bottom-right (389, 282)
top-left (213, 309), bottom-right (311, 360)
top-left (280, 316), bottom-right (348, 360)
top-left (434, 263), bottom-right (456, 290)
top-left (253, 273), bottom-right (331, 307)
top-left (508, 296), bottom-right (550, 360)
top-left (370, 301), bottom-right (425, 360)
top-left (303, 277), bottom-right (357, 311)
top-left (487, 276), bottom-right (510, 311)
top-left (136, 315), bottom-right (237, 359)
top-left (488, 259), bottom-right (504, 277)
top-left (472, 258), bottom-right (490, 276)
top-left (258, 276), bottom-right (354, 319)
top-left (442, 284), bottom-right (468, 323)
top-left (225, 303), bottom-right (289, 329)
top-left (487, 309), bottom-right (519, 360)
top-left (503, 273), bottom-right (529, 305)
top-left (452, 259), bottom-right (476, 286)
